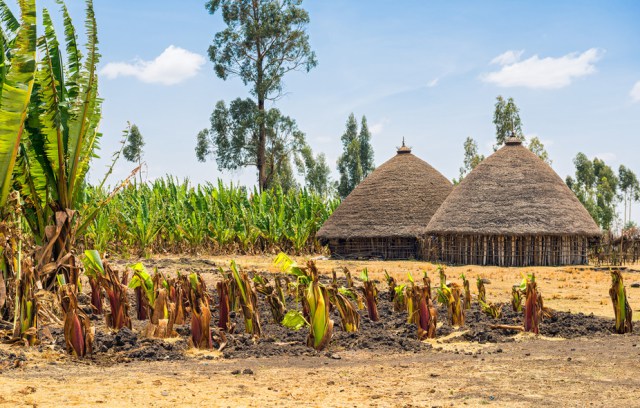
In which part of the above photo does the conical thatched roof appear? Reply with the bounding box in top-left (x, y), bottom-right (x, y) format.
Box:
top-left (426, 138), bottom-right (601, 237)
top-left (317, 145), bottom-right (453, 241)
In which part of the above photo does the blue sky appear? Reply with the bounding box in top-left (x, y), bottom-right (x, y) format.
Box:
top-left (38, 1), bottom-right (640, 225)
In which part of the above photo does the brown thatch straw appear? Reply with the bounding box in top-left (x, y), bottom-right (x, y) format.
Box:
top-left (426, 138), bottom-right (601, 237)
top-left (317, 145), bottom-right (453, 241)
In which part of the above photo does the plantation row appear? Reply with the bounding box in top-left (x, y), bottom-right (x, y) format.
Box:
top-left (57, 252), bottom-right (634, 358)
top-left (81, 178), bottom-right (339, 257)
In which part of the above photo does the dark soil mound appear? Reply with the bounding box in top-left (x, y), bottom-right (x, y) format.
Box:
top-left (39, 270), bottom-right (636, 363)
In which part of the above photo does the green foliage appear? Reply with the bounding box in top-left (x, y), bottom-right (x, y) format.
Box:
top-left (527, 136), bottom-right (551, 165)
top-left (84, 178), bottom-right (337, 256)
top-left (197, 98), bottom-right (321, 193)
top-left (301, 146), bottom-right (333, 197)
top-left (14, 0), bottom-right (102, 248)
top-left (204, 0), bottom-right (316, 191)
top-left (274, 251), bottom-right (311, 286)
top-left (492, 96), bottom-right (551, 163)
top-left (456, 136), bottom-right (484, 183)
top-left (359, 267), bottom-right (370, 282)
top-left (281, 309), bottom-right (308, 330)
top-left (358, 116), bottom-right (375, 178)
top-left (618, 165), bottom-right (640, 226)
top-left (493, 95), bottom-right (524, 150)
top-left (81, 249), bottom-right (104, 279)
top-left (230, 259), bottom-right (261, 336)
top-left (609, 269), bottom-right (633, 334)
top-left (205, 0), bottom-right (316, 98)
top-left (566, 153), bottom-right (618, 230)
top-left (337, 114), bottom-right (375, 198)
top-left (0, 0), bottom-right (36, 208)
top-left (306, 273), bottom-right (333, 350)
top-left (123, 122), bottom-right (144, 164)
top-left (127, 262), bottom-right (154, 305)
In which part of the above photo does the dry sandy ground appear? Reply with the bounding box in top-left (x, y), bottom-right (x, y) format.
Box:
top-left (1, 255), bottom-right (640, 407)
top-left (2, 337), bottom-right (639, 408)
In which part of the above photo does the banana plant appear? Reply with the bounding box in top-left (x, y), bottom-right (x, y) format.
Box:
top-left (230, 260), bottom-right (261, 337)
top-left (328, 287), bottom-right (359, 332)
top-left (609, 269), bottom-right (633, 334)
top-left (216, 279), bottom-right (234, 332)
top-left (511, 283), bottom-right (524, 313)
top-left (13, 259), bottom-right (37, 344)
top-left (81, 249), bottom-right (104, 314)
top-left (0, 0), bottom-right (36, 209)
top-left (60, 283), bottom-right (93, 357)
top-left (438, 282), bottom-right (464, 326)
top-left (127, 262), bottom-right (153, 320)
top-left (392, 283), bottom-right (406, 312)
top-left (99, 261), bottom-right (131, 330)
top-left (384, 270), bottom-right (396, 302)
top-left (14, 0), bottom-right (103, 290)
top-left (274, 252), bottom-right (311, 319)
top-left (276, 253), bottom-right (333, 350)
top-left (523, 274), bottom-right (540, 334)
top-left (253, 273), bottom-right (286, 324)
top-left (410, 285), bottom-right (436, 340)
top-left (460, 273), bottom-right (471, 310)
top-left (476, 277), bottom-right (486, 305)
top-left (359, 268), bottom-right (379, 321)
top-left (437, 264), bottom-right (447, 289)
top-left (0, 0), bottom-right (36, 337)
top-left (405, 272), bottom-right (416, 323)
top-left (422, 271), bottom-right (431, 297)
top-left (479, 300), bottom-right (503, 319)
top-left (306, 271), bottom-right (333, 350)
top-left (187, 272), bottom-right (213, 349)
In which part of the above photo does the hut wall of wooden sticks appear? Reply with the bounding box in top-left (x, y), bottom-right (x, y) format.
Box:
top-left (325, 237), bottom-right (418, 260)
top-left (422, 234), bottom-right (593, 266)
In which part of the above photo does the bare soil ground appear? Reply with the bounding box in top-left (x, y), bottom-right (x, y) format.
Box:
top-left (2, 255), bottom-right (640, 407)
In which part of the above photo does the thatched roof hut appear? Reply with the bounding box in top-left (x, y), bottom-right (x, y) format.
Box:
top-left (317, 144), bottom-right (453, 259)
top-left (424, 138), bottom-right (601, 266)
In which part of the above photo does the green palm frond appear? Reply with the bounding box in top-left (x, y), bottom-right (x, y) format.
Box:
top-left (0, 0), bottom-right (36, 208)
top-left (67, 0), bottom-right (100, 200)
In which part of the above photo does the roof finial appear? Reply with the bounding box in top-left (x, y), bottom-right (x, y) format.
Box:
top-left (397, 138), bottom-right (411, 154)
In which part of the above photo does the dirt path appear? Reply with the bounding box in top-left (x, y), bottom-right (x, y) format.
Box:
top-left (2, 336), bottom-right (639, 407)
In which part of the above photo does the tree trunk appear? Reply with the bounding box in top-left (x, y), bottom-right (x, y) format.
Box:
top-left (138, 156), bottom-right (143, 185)
top-left (257, 97), bottom-right (267, 192)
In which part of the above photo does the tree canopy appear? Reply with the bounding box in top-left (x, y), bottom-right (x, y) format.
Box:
top-left (492, 95), bottom-right (551, 164)
top-left (123, 123), bottom-right (145, 164)
top-left (455, 136), bottom-right (484, 184)
top-left (196, 98), bottom-right (331, 194)
top-left (204, 0), bottom-right (317, 191)
top-left (337, 113), bottom-right (375, 199)
top-left (566, 153), bottom-right (618, 230)
top-left (493, 96), bottom-right (524, 151)
top-left (618, 165), bottom-right (640, 227)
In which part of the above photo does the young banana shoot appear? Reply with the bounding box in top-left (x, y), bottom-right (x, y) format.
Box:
top-left (609, 270), bottom-right (633, 334)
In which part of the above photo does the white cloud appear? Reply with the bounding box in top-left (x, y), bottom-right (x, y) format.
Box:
top-left (482, 48), bottom-right (603, 89)
top-left (427, 77), bottom-right (439, 87)
top-left (490, 50), bottom-right (524, 66)
top-left (631, 81), bottom-right (640, 102)
top-left (369, 118), bottom-right (390, 136)
top-left (101, 45), bottom-right (206, 85)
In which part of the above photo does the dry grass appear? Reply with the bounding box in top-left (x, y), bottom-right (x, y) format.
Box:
top-left (198, 255), bottom-right (640, 321)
